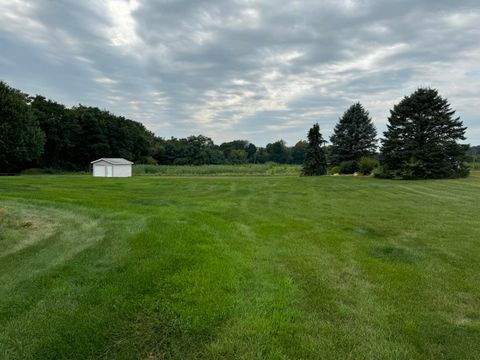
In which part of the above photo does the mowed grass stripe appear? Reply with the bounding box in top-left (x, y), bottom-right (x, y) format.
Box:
top-left (0, 174), bottom-right (479, 359)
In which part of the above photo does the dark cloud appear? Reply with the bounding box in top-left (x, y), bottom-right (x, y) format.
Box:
top-left (0, 0), bottom-right (479, 145)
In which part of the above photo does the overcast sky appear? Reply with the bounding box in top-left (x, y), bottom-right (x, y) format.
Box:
top-left (1, 0), bottom-right (479, 145)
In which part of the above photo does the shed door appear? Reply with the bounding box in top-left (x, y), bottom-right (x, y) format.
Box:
top-left (94, 165), bottom-right (105, 177)
top-left (106, 166), bottom-right (113, 177)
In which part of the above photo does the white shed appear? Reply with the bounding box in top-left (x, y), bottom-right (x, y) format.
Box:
top-left (91, 158), bottom-right (133, 177)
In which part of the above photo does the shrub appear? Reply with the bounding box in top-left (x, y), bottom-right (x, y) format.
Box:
top-left (329, 166), bottom-right (341, 175)
top-left (339, 161), bottom-right (356, 174)
top-left (373, 166), bottom-right (391, 179)
top-left (358, 157), bottom-right (379, 175)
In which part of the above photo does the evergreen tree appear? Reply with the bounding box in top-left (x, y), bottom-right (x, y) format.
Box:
top-left (381, 88), bottom-right (469, 179)
top-left (302, 123), bottom-right (327, 176)
top-left (0, 82), bottom-right (45, 172)
top-left (330, 103), bottom-right (377, 167)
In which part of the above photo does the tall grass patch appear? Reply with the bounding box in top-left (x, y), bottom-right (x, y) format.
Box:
top-left (133, 163), bottom-right (301, 176)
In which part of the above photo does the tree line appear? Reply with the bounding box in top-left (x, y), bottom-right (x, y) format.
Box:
top-left (153, 137), bottom-right (308, 166)
top-left (1, 82), bottom-right (155, 172)
top-left (0, 81), bottom-right (473, 178)
top-left (0, 81), bottom-right (311, 172)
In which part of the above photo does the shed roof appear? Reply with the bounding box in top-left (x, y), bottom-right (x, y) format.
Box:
top-left (90, 158), bottom-right (134, 165)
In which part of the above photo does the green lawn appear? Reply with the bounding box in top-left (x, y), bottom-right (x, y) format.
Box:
top-left (0, 172), bottom-right (479, 359)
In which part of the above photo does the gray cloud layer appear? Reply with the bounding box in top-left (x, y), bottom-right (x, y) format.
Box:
top-left (1, 0), bottom-right (479, 145)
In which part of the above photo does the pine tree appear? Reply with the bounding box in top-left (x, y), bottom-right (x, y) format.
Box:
top-left (330, 103), bottom-right (377, 166)
top-left (302, 123), bottom-right (327, 176)
top-left (381, 88), bottom-right (469, 179)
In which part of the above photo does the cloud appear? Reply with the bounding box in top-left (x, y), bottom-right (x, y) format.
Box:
top-left (0, 0), bottom-right (479, 145)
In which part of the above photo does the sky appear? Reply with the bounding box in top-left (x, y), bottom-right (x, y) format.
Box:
top-left (1, 0), bottom-right (479, 146)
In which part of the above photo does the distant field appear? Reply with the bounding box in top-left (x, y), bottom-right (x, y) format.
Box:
top-left (133, 163), bottom-right (301, 176)
top-left (0, 172), bottom-right (479, 359)
top-left (469, 161), bottom-right (480, 171)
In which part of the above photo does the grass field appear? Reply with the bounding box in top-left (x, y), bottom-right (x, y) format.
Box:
top-left (1, 172), bottom-right (479, 359)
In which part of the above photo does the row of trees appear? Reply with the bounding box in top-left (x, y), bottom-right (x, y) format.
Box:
top-left (153, 137), bottom-right (308, 166)
top-left (0, 81), bottom-right (310, 172)
top-left (1, 82), bottom-right (155, 172)
top-left (302, 88), bottom-right (470, 179)
top-left (0, 81), bottom-right (472, 179)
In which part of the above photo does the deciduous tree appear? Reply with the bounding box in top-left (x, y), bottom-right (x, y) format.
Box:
top-left (0, 82), bottom-right (45, 172)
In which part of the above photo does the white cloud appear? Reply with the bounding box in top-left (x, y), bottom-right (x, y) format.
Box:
top-left (104, 0), bottom-right (141, 49)
top-left (445, 11), bottom-right (480, 27)
top-left (94, 77), bottom-right (118, 85)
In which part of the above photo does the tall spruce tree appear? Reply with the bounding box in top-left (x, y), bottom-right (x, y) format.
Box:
top-left (381, 88), bottom-right (469, 179)
top-left (330, 103), bottom-right (377, 166)
top-left (302, 123), bottom-right (327, 176)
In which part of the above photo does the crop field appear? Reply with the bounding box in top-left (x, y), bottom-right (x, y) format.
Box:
top-left (0, 172), bottom-right (479, 359)
top-left (132, 163), bottom-right (302, 176)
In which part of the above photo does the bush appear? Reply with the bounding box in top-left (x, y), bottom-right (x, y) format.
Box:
top-left (373, 166), bottom-right (391, 179)
top-left (339, 161), bottom-right (356, 174)
top-left (329, 166), bottom-right (341, 175)
top-left (358, 157), bottom-right (379, 175)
